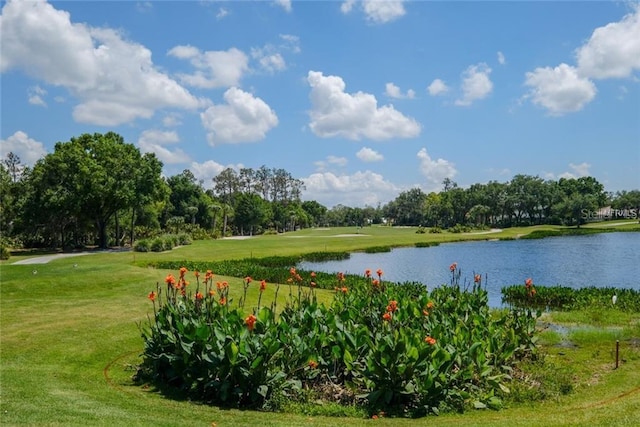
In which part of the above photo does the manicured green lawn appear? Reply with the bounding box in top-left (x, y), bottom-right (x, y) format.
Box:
top-left (1, 224), bottom-right (639, 426)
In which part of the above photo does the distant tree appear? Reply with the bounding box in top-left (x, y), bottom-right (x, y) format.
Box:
top-left (301, 200), bottom-right (328, 227)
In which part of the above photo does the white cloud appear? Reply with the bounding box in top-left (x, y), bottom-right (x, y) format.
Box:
top-left (314, 155), bottom-right (348, 171)
top-left (0, 0), bottom-right (200, 126)
top-left (524, 63), bottom-right (597, 115)
top-left (137, 129), bottom-right (189, 165)
top-left (216, 7), bottom-right (229, 20)
top-left (455, 63), bottom-right (493, 106)
top-left (341, 0), bottom-right (356, 14)
top-left (385, 82), bottom-right (415, 99)
top-left (0, 131), bottom-right (47, 166)
top-left (136, 2), bottom-right (153, 13)
top-left (576, 6), bottom-right (640, 79)
top-left (417, 148), bottom-right (457, 191)
top-left (162, 113), bottom-right (182, 127)
top-left (545, 162), bottom-right (592, 180)
top-left (302, 170), bottom-right (401, 207)
top-left (341, 0), bottom-right (405, 24)
top-left (427, 79), bottom-right (449, 96)
top-left (559, 162), bottom-right (592, 179)
top-left (356, 147), bottom-right (384, 162)
top-left (200, 87), bottom-right (278, 145)
top-left (307, 71), bottom-right (421, 140)
top-left (280, 34), bottom-right (301, 53)
top-left (497, 51), bottom-right (506, 65)
top-left (168, 45), bottom-right (249, 89)
top-left (250, 34), bottom-right (300, 74)
top-left (273, 0), bottom-right (292, 13)
top-left (28, 86), bottom-right (47, 107)
top-left (190, 160), bottom-right (244, 190)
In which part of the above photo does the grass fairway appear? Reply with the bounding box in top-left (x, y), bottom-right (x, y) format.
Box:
top-left (1, 224), bottom-right (639, 426)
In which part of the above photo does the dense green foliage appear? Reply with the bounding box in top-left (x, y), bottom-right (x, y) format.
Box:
top-left (138, 266), bottom-right (539, 416)
top-left (502, 284), bottom-right (640, 313)
top-left (1, 132), bottom-right (638, 252)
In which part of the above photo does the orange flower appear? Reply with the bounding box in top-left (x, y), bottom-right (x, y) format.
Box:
top-left (474, 274), bottom-right (481, 283)
top-left (372, 279), bottom-right (380, 288)
top-left (195, 292), bottom-right (204, 300)
top-left (165, 274), bottom-right (176, 287)
top-left (219, 297), bottom-right (227, 305)
top-left (424, 336), bottom-right (437, 345)
top-left (310, 281), bottom-right (316, 288)
top-left (289, 267), bottom-right (297, 275)
top-left (308, 360), bottom-right (318, 369)
top-left (365, 269), bottom-right (372, 278)
top-left (386, 300), bottom-right (398, 313)
top-left (382, 312), bottom-right (392, 321)
top-left (341, 286), bottom-right (348, 294)
top-left (245, 314), bottom-right (257, 331)
top-left (179, 266), bottom-right (188, 278)
top-left (208, 289), bottom-right (216, 297)
top-left (376, 268), bottom-right (383, 278)
top-left (287, 278), bottom-right (293, 283)
top-left (245, 276), bottom-right (252, 283)
top-left (426, 301), bottom-right (435, 309)
top-left (310, 272), bottom-right (317, 278)
top-left (148, 291), bottom-right (157, 301)
top-left (260, 280), bottom-right (267, 292)
top-left (372, 415), bottom-right (378, 420)
top-left (194, 270), bottom-right (200, 278)
top-left (337, 272), bottom-right (345, 282)
top-left (449, 262), bottom-right (457, 272)
top-left (525, 278), bottom-right (533, 288)
top-left (422, 309), bottom-right (429, 316)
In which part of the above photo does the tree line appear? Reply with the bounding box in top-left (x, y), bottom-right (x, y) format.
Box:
top-left (1, 132), bottom-right (638, 249)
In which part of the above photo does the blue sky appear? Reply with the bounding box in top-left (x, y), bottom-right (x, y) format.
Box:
top-left (1, 0), bottom-right (639, 207)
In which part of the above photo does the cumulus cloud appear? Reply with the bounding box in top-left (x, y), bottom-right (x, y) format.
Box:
top-left (356, 147), bottom-right (384, 162)
top-left (385, 82), bottom-right (415, 99)
top-left (427, 79), bottom-right (449, 96)
top-left (340, 0), bottom-right (405, 24)
top-left (168, 45), bottom-right (249, 89)
top-left (417, 148), bottom-right (457, 191)
top-left (273, 0), bottom-right (292, 13)
top-left (137, 129), bottom-right (189, 165)
top-left (307, 71), bottom-right (421, 140)
top-left (251, 35), bottom-right (300, 74)
top-left (190, 160), bottom-right (244, 190)
top-left (200, 87), bottom-right (278, 145)
top-left (341, 0), bottom-right (405, 24)
top-left (455, 63), bottom-right (493, 106)
top-left (576, 6), bottom-right (640, 79)
top-left (524, 64), bottom-right (597, 115)
top-left (523, 7), bottom-right (639, 115)
top-left (0, 0), bottom-right (200, 126)
top-left (559, 162), bottom-right (592, 179)
top-left (0, 131), bottom-right (47, 166)
top-left (314, 155), bottom-right (349, 171)
top-left (28, 86), bottom-right (47, 107)
top-left (302, 170), bottom-right (400, 207)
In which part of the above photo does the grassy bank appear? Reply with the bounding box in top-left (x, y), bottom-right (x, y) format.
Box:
top-left (1, 223), bottom-right (639, 426)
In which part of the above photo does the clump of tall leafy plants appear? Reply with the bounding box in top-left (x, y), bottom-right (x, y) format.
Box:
top-left (138, 263), bottom-right (540, 417)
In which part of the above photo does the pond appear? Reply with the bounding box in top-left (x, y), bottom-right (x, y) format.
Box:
top-left (298, 232), bottom-right (640, 308)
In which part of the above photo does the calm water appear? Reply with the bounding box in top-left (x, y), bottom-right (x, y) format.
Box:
top-left (299, 232), bottom-right (640, 307)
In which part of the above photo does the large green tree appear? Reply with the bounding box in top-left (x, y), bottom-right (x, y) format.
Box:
top-left (23, 132), bottom-right (166, 248)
